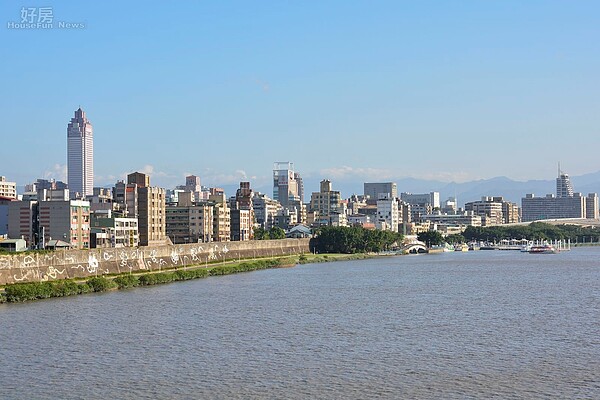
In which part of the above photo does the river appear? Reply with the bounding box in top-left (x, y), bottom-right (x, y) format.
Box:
top-left (1, 248), bottom-right (599, 399)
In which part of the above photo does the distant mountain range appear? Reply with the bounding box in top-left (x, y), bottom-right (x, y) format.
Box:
top-left (295, 170), bottom-right (600, 206)
top-left (18, 170), bottom-right (600, 207)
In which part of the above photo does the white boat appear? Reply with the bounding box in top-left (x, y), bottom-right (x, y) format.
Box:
top-left (454, 243), bottom-right (469, 252)
top-left (528, 244), bottom-right (558, 254)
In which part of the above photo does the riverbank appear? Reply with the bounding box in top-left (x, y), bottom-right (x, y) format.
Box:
top-left (0, 252), bottom-right (372, 303)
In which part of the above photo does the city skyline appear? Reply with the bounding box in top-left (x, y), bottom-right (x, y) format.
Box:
top-left (1, 2), bottom-right (599, 190)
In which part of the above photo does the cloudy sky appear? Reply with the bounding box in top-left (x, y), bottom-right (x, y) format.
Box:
top-left (1, 1), bottom-right (598, 192)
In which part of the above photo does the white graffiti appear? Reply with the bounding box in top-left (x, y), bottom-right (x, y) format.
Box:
top-left (22, 255), bottom-right (35, 267)
top-left (145, 249), bottom-right (159, 269)
top-left (130, 248), bottom-right (141, 260)
top-left (71, 264), bottom-right (84, 271)
top-left (208, 247), bottom-right (217, 261)
top-left (170, 250), bottom-right (180, 264)
top-left (119, 251), bottom-right (128, 267)
top-left (103, 251), bottom-right (114, 261)
top-left (190, 246), bottom-right (204, 261)
top-left (0, 258), bottom-right (13, 269)
top-left (65, 255), bottom-right (75, 264)
top-left (87, 254), bottom-right (99, 273)
top-left (222, 245), bottom-right (229, 254)
top-left (13, 269), bottom-right (41, 282)
top-left (46, 266), bottom-right (66, 279)
top-left (44, 254), bottom-right (59, 263)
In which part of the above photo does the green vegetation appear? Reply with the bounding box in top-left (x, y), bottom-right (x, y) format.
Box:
top-left (3, 280), bottom-right (92, 302)
top-left (1, 258), bottom-right (285, 303)
top-left (444, 234), bottom-right (466, 244)
top-left (463, 222), bottom-right (600, 243)
top-left (113, 275), bottom-right (140, 289)
top-left (87, 277), bottom-right (117, 292)
top-left (253, 226), bottom-right (286, 240)
top-left (315, 226), bottom-right (403, 254)
top-left (418, 231), bottom-right (445, 247)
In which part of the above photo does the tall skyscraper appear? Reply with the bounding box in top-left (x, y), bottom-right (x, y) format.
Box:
top-left (67, 107), bottom-right (94, 199)
top-left (556, 166), bottom-right (574, 198)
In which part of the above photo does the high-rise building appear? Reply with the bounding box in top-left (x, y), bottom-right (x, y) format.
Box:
top-left (364, 182), bottom-right (397, 201)
top-left (67, 108), bottom-right (94, 199)
top-left (273, 162), bottom-right (302, 206)
top-left (185, 175), bottom-right (201, 192)
top-left (521, 193), bottom-right (586, 222)
top-left (556, 167), bottom-right (574, 198)
top-left (401, 192), bottom-right (440, 222)
top-left (309, 179), bottom-right (343, 226)
top-left (464, 196), bottom-right (520, 225)
top-left (522, 168), bottom-right (597, 222)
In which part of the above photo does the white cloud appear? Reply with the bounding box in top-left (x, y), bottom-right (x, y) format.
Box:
top-left (43, 163), bottom-right (67, 182)
top-left (201, 168), bottom-right (267, 187)
top-left (318, 166), bottom-right (398, 181)
top-left (412, 171), bottom-right (474, 183)
top-left (318, 165), bottom-right (476, 183)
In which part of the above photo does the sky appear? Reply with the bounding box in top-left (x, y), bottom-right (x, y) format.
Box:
top-left (1, 1), bottom-right (599, 194)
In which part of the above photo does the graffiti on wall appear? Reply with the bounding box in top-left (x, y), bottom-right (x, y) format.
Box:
top-left (0, 239), bottom-right (311, 285)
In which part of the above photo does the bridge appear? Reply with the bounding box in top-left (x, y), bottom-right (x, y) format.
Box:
top-left (400, 241), bottom-right (428, 254)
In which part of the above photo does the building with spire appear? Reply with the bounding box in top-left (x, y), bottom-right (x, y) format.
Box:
top-left (67, 107), bottom-right (94, 199)
top-left (556, 167), bottom-right (574, 198)
top-left (522, 166), bottom-right (598, 221)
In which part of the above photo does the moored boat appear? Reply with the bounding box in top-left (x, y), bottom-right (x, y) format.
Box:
top-left (528, 244), bottom-right (558, 254)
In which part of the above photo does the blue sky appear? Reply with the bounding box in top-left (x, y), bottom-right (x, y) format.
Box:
top-left (1, 1), bottom-right (599, 193)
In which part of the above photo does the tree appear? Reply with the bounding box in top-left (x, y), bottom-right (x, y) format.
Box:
top-left (445, 234), bottom-right (465, 244)
top-left (315, 226), bottom-right (403, 254)
top-left (268, 226), bottom-right (286, 239)
top-left (253, 227), bottom-right (269, 240)
top-left (418, 230), bottom-right (444, 247)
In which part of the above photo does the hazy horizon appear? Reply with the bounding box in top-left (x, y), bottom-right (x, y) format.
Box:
top-left (1, 1), bottom-right (598, 191)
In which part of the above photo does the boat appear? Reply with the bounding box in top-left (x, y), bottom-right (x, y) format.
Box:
top-left (528, 244), bottom-right (558, 254)
top-left (454, 243), bottom-right (469, 252)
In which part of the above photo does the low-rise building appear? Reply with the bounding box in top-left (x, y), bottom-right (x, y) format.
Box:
top-left (586, 193), bottom-right (599, 219)
top-left (252, 192), bottom-right (281, 230)
top-left (465, 196), bottom-right (520, 225)
top-left (230, 209), bottom-right (253, 241)
top-left (90, 210), bottom-right (139, 248)
top-left (8, 200), bottom-right (38, 247)
top-left (0, 196), bottom-right (14, 236)
top-left (0, 176), bottom-right (17, 199)
top-left (38, 199), bottom-right (91, 249)
top-left (166, 192), bottom-right (214, 244)
top-left (210, 192), bottom-right (230, 242)
top-left (377, 195), bottom-right (399, 232)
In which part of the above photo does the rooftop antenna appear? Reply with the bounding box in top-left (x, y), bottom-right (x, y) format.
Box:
top-left (558, 161), bottom-right (561, 176)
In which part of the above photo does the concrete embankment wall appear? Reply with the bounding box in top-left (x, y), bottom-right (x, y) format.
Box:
top-left (0, 239), bottom-right (312, 286)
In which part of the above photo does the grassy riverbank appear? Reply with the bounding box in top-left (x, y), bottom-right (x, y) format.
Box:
top-left (0, 252), bottom-right (370, 303)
